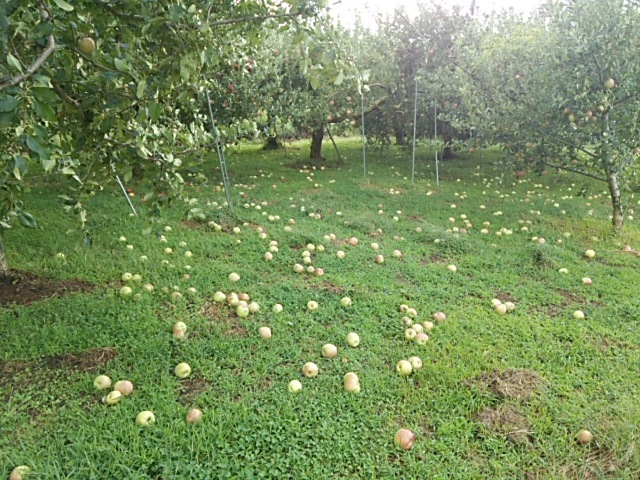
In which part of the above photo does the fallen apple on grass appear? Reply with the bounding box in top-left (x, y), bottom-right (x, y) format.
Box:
top-left (102, 390), bottom-right (122, 405)
top-left (248, 302), bottom-right (260, 313)
top-left (228, 272), bottom-right (240, 282)
top-left (307, 300), bottom-right (319, 311)
top-left (340, 297), bottom-right (352, 307)
top-left (175, 363), bottom-right (191, 379)
top-left (236, 304), bottom-right (250, 318)
top-left (414, 333), bottom-right (429, 345)
top-left (573, 310), bottom-right (585, 319)
top-left (136, 410), bottom-right (156, 426)
top-left (173, 322), bottom-right (187, 334)
top-left (302, 362), bottom-right (319, 378)
top-left (422, 320), bottom-right (434, 331)
top-left (585, 249), bottom-right (596, 259)
top-left (346, 332), bottom-right (360, 347)
top-left (494, 303), bottom-right (508, 314)
top-left (114, 380), bottom-right (134, 396)
top-left (213, 291), bottom-right (226, 303)
top-left (186, 408), bottom-right (203, 424)
top-left (272, 303), bottom-right (283, 313)
top-left (9, 466), bottom-right (31, 480)
top-left (408, 356), bottom-right (423, 370)
top-left (394, 428), bottom-right (416, 450)
top-left (322, 344), bottom-right (338, 358)
top-left (258, 326), bottom-right (272, 339)
top-left (577, 429), bottom-right (594, 444)
top-left (343, 372), bottom-right (360, 393)
top-left (396, 360), bottom-right (413, 376)
top-left (433, 311), bottom-right (446, 322)
top-left (288, 380), bottom-right (303, 393)
top-left (94, 375), bottom-right (112, 390)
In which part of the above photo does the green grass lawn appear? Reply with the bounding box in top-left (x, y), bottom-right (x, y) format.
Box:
top-left (1, 138), bottom-right (639, 479)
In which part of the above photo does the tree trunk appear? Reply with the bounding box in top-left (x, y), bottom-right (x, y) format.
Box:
top-left (310, 127), bottom-right (324, 161)
top-left (443, 132), bottom-right (455, 160)
top-left (0, 233), bottom-right (8, 276)
top-left (605, 167), bottom-right (624, 229)
top-left (393, 111), bottom-right (405, 146)
top-left (263, 135), bottom-right (282, 150)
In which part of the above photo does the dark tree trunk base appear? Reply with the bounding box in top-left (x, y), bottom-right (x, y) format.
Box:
top-left (310, 127), bottom-right (324, 161)
top-left (263, 136), bottom-right (283, 150)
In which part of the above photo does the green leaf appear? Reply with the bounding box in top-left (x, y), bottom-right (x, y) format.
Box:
top-left (148, 102), bottom-right (162, 122)
top-left (18, 211), bottom-right (37, 229)
top-left (0, 95), bottom-right (19, 112)
top-left (33, 100), bottom-right (57, 123)
top-left (310, 76), bottom-right (320, 90)
top-left (114, 58), bottom-right (130, 72)
top-left (26, 136), bottom-right (50, 159)
top-left (333, 70), bottom-right (344, 86)
top-left (136, 79), bottom-right (147, 99)
top-left (0, 111), bottom-right (17, 128)
top-left (41, 158), bottom-right (56, 172)
top-left (32, 87), bottom-right (60, 104)
top-left (13, 155), bottom-right (28, 180)
top-left (52, 0), bottom-right (74, 11)
top-left (6, 53), bottom-right (22, 72)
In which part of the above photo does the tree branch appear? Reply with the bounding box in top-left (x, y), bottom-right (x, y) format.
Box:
top-left (52, 81), bottom-right (81, 109)
top-left (0, 2), bottom-right (55, 91)
top-left (71, 47), bottom-right (117, 72)
top-left (208, 12), bottom-right (305, 28)
top-left (543, 161), bottom-right (606, 182)
top-left (330, 96), bottom-right (387, 124)
top-left (93, 0), bottom-right (144, 21)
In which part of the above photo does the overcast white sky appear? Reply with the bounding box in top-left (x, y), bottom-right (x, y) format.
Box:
top-left (330, 0), bottom-right (543, 27)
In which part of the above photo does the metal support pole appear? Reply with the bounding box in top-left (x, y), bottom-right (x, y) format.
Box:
top-left (411, 79), bottom-right (418, 183)
top-left (434, 102), bottom-right (439, 187)
top-left (206, 89), bottom-right (233, 211)
top-left (111, 164), bottom-right (138, 216)
top-left (361, 88), bottom-right (367, 181)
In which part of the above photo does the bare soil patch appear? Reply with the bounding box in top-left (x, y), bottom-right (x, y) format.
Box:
top-left (199, 300), bottom-right (248, 337)
top-left (178, 377), bottom-right (210, 404)
top-left (474, 404), bottom-right (533, 444)
top-left (421, 253), bottom-right (449, 265)
top-left (309, 280), bottom-right (346, 295)
top-left (0, 270), bottom-right (94, 307)
top-left (0, 347), bottom-right (116, 381)
top-left (466, 368), bottom-right (543, 402)
top-left (561, 444), bottom-right (623, 479)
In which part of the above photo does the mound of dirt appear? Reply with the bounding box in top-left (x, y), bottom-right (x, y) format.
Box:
top-left (0, 270), bottom-right (93, 307)
top-left (466, 369), bottom-right (543, 402)
top-left (474, 404), bottom-right (532, 444)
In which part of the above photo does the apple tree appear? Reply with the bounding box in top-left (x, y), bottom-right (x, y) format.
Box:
top-left (453, 0), bottom-right (640, 229)
top-left (0, 0), bottom-right (330, 273)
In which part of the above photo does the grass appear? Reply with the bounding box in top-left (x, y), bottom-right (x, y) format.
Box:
top-left (1, 138), bottom-right (639, 479)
